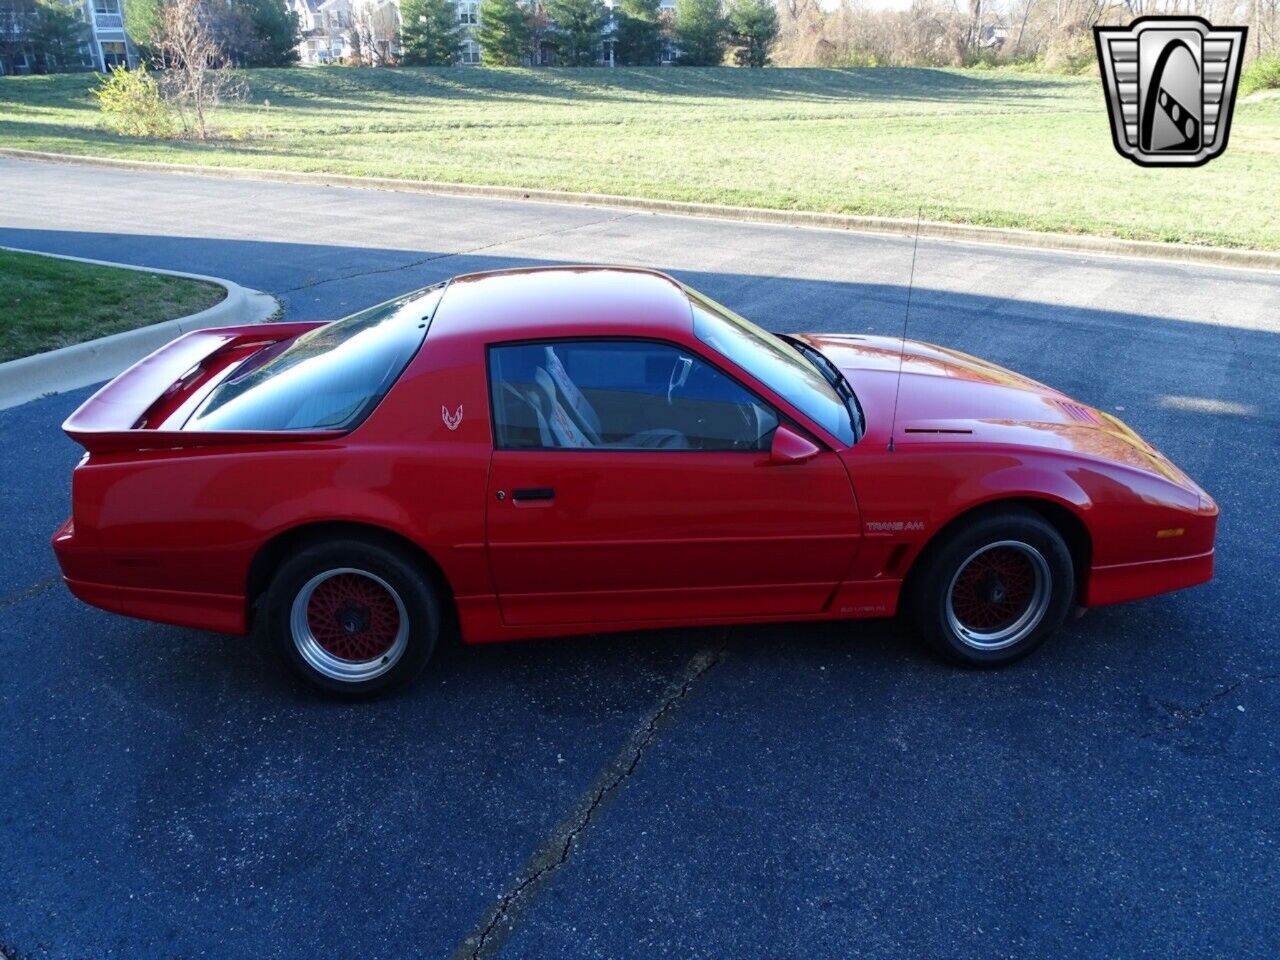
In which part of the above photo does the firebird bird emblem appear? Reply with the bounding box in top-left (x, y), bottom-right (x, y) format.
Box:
top-left (441, 404), bottom-right (463, 431)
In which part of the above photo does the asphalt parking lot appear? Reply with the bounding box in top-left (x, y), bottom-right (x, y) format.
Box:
top-left (2, 159), bottom-right (1280, 959)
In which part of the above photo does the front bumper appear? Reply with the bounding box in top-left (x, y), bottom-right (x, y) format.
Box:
top-left (1083, 548), bottom-right (1215, 607)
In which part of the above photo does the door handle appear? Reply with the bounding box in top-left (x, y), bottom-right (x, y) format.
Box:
top-left (511, 487), bottom-right (555, 502)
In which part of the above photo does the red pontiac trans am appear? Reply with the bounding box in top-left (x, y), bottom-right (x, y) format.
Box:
top-left (53, 267), bottom-right (1218, 695)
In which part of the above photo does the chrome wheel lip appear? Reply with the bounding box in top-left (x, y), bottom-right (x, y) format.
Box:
top-left (945, 540), bottom-right (1052, 651)
top-left (290, 567), bottom-right (409, 683)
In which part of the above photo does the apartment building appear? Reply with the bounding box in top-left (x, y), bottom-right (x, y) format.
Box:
top-left (288, 0), bottom-right (399, 63)
top-left (0, 0), bottom-right (138, 74)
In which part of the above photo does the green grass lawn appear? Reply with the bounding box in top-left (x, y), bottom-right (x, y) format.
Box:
top-left (2, 66), bottom-right (1279, 249)
top-left (0, 249), bottom-right (225, 361)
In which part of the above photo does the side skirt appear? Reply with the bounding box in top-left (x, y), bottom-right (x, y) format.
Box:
top-left (454, 578), bottom-right (902, 644)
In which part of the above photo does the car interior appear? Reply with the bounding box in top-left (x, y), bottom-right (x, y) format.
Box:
top-left (490, 340), bottom-right (779, 452)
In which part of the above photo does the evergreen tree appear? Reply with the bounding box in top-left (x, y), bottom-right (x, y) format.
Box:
top-left (674, 0), bottom-right (724, 65)
top-left (477, 0), bottom-right (529, 65)
top-left (400, 0), bottom-right (462, 64)
top-left (242, 0), bottom-right (299, 65)
top-left (612, 0), bottom-right (659, 65)
top-left (546, 0), bottom-right (602, 65)
top-left (31, 0), bottom-right (90, 71)
top-left (726, 0), bottom-right (775, 67)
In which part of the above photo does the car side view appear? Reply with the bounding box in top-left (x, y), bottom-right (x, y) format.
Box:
top-left (53, 267), bottom-right (1218, 696)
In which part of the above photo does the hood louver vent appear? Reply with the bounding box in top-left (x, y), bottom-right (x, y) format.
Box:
top-left (1052, 399), bottom-right (1102, 424)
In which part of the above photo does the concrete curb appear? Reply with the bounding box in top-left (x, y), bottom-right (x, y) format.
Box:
top-left (0, 246), bottom-right (279, 411)
top-left (3, 148), bottom-right (1277, 273)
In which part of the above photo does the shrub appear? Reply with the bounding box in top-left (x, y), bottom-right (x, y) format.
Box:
top-left (1241, 55), bottom-right (1280, 97)
top-left (1041, 25), bottom-right (1094, 74)
top-left (92, 65), bottom-right (174, 138)
top-left (839, 50), bottom-right (879, 67)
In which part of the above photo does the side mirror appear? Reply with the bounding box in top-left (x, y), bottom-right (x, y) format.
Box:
top-left (769, 424), bottom-right (820, 465)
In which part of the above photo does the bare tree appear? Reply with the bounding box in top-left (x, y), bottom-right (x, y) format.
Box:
top-left (964, 0), bottom-right (982, 51)
top-left (344, 11), bottom-right (366, 64)
top-left (1009, 0), bottom-right (1033, 55)
top-left (344, 0), bottom-right (396, 64)
top-left (773, 0), bottom-right (1275, 67)
top-left (154, 0), bottom-right (244, 138)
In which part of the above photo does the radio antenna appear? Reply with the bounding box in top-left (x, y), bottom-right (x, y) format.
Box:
top-left (887, 209), bottom-right (921, 453)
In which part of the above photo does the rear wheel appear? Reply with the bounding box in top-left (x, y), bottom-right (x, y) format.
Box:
top-left (909, 509), bottom-right (1074, 667)
top-left (266, 539), bottom-right (439, 696)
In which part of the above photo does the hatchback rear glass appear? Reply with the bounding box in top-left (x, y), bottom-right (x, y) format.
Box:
top-left (184, 284), bottom-right (445, 432)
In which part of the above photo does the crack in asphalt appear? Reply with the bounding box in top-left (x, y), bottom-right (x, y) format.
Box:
top-left (448, 636), bottom-right (729, 960)
top-left (1139, 672), bottom-right (1280, 738)
top-left (0, 576), bottom-right (60, 611)
top-left (270, 210), bottom-right (639, 297)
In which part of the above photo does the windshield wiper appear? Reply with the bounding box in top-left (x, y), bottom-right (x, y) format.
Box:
top-left (782, 336), bottom-right (865, 441)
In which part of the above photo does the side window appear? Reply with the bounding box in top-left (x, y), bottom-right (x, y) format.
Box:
top-left (489, 340), bottom-right (778, 452)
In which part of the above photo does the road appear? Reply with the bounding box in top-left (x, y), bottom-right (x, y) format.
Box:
top-left (2, 156), bottom-right (1279, 959)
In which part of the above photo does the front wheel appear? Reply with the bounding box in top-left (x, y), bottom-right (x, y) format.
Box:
top-left (909, 510), bottom-right (1075, 667)
top-left (265, 539), bottom-right (440, 697)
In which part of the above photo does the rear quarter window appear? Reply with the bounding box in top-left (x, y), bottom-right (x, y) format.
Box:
top-left (184, 284), bottom-right (444, 432)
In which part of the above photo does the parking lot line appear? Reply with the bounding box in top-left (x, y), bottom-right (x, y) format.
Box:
top-left (448, 636), bottom-right (730, 960)
top-left (0, 576), bottom-right (60, 610)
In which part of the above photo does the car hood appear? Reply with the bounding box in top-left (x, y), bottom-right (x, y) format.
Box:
top-left (797, 333), bottom-right (1196, 485)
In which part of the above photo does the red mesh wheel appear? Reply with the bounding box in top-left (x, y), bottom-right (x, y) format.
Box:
top-left (304, 571), bottom-right (402, 663)
top-left (949, 545), bottom-right (1038, 633)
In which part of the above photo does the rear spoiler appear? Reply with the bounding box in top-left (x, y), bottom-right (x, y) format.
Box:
top-left (63, 322), bottom-right (344, 454)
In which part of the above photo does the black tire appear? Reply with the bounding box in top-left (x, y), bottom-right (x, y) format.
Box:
top-left (908, 508), bottom-right (1074, 667)
top-left (265, 538), bottom-right (440, 697)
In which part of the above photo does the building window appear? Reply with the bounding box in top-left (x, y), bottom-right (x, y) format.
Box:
top-left (460, 38), bottom-right (481, 64)
top-left (100, 41), bottom-right (128, 68)
top-left (93, 0), bottom-right (120, 14)
top-left (458, 1), bottom-right (477, 24)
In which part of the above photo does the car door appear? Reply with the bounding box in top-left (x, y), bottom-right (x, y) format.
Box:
top-left (484, 338), bottom-right (861, 627)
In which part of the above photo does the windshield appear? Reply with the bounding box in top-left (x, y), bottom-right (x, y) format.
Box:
top-left (184, 284), bottom-right (445, 432)
top-left (688, 290), bottom-right (854, 445)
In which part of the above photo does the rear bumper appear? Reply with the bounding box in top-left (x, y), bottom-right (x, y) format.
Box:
top-left (52, 518), bottom-right (247, 634)
top-left (60, 577), bottom-right (247, 634)
top-left (1083, 549), bottom-right (1214, 607)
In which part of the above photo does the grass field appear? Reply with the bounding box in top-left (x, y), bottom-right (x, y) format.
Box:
top-left (2, 67), bottom-right (1278, 249)
top-left (0, 249), bottom-right (225, 361)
